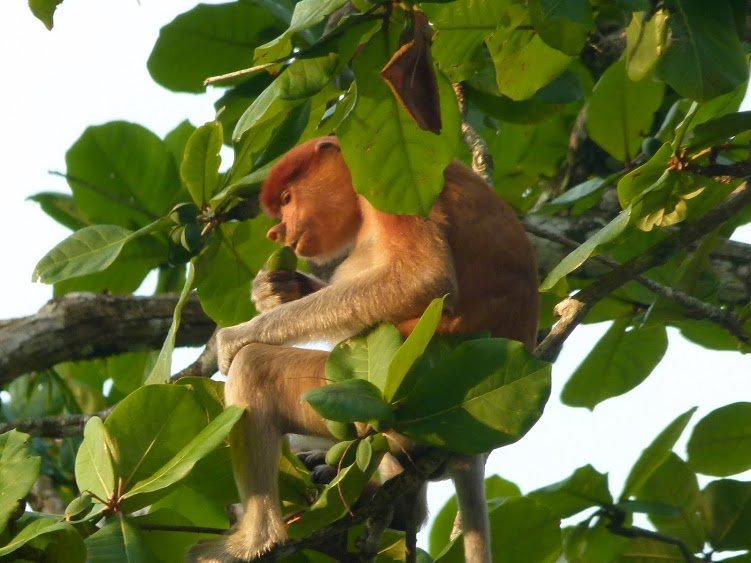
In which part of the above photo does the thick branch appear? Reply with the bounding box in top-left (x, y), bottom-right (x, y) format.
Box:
top-left (0, 293), bottom-right (215, 386)
top-left (0, 408), bottom-right (114, 439)
top-left (536, 182), bottom-right (751, 362)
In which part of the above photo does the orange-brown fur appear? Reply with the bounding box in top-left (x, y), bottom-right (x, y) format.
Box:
top-left (190, 136), bottom-right (538, 563)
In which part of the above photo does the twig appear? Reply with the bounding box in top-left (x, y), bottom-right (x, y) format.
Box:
top-left (605, 509), bottom-right (697, 562)
top-left (535, 182), bottom-right (751, 362)
top-left (452, 83), bottom-right (494, 184)
top-left (523, 219), bottom-right (749, 345)
top-left (354, 507), bottom-right (393, 563)
top-left (139, 523), bottom-right (227, 535)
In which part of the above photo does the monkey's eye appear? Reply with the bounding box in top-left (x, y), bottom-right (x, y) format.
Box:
top-left (280, 190), bottom-right (292, 206)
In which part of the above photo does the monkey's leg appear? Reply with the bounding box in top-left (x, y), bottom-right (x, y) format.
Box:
top-left (188, 344), bottom-right (330, 563)
top-left (450, 454), bottom-right (491, 563)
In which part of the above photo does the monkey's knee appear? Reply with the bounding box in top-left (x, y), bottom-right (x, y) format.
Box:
top-left (224, 345), bottom-right (264, 408)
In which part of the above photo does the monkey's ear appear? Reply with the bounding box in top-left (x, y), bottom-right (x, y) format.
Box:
top-left (315, 137), bottom-right (340, 153)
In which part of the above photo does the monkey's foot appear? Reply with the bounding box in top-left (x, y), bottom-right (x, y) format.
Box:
top-left (186, 532), bottom-right (287, 563)
top-left (296, 450), bottom-right (337, 484)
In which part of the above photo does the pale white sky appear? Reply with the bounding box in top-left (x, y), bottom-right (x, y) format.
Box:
top-left (1, 0), bottom-right (749, 547)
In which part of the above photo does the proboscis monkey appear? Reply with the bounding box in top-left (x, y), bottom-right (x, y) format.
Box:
top-left (188, 136), bottom-right (538, 563)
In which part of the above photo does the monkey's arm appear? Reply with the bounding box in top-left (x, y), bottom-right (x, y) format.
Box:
top-left (251, 270), bottom-right (326, 313)
top-left (218, 259), bottom-right (456, 374)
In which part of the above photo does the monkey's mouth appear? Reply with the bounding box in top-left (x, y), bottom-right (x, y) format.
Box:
top-left (288, 238), bottom-right (301, 254)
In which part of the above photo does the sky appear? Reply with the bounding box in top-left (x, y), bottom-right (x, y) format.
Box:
top-left (1, 0), bottom-right (750, 548)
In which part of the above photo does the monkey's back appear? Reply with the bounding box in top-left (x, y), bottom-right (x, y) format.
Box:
top-left (433, 161), bottom-right (539, 349)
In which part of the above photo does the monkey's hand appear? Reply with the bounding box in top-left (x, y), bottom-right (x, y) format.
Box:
top-left (251, 270), bottom-right (324, 313)
top-left (216, 323), bottom-right (256, 375)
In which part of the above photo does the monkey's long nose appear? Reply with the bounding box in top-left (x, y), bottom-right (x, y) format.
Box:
top-left (266, 223), bottom-right (285, 242)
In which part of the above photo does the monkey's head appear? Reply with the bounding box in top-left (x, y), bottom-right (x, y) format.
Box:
top-left (261, 136), bottom-right (362, 264)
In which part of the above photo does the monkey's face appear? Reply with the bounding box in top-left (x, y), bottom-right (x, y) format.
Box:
top-left (266, 161), bottom-right (361, 264)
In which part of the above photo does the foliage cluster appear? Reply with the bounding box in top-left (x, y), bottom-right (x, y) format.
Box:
top-left (3, 0), bottom-right (751, 560)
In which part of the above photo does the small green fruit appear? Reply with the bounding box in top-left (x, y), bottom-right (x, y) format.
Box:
top-left (327, 420), bottom-right (358, 441)
top-left (265, 245), bottom-right (297, 272)
top-left (169, 202), bottom-right (200, 225)
top-left (65, 493), bottom-right (93, 521)
top-left (168, 226), bottom-right (192, 264)
top-left (180, 222), bottom-right (203, 253)
top-left (369, 433), bottom-right (389, 453)
top-left (325, 439), bottom-right (356, 467)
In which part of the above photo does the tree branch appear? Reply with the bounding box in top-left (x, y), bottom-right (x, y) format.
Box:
top-left (0, 293), bottom-right (215, 386)
top-left (0, 407), bottom-right (114, 439)
top-left (535, 182), bottom-right (751, 362)
top-left (249, 451), bottom-right (446, 561)
top-left (523, 220), bottom-right (749, 345)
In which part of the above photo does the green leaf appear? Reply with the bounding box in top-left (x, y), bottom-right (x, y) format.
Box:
top-left (617, 143), bottom-right (673, 207)
top-left (302, 379), bottom-right (394, 424)
top-left (121, 406), bottom-right (243, 507)
top-left (326, 323), bottom-right (404, 386)
top-left (429, 475), bottom-right (520, 557)
top-left (540, 208), bottom-right (632, 291)
top-left (28, 192), bottom-right (88, 231)
top-left (621, 407), bottom-right (697, 500)
top-left (561, 320), bottom-right (668, 409)
top-left (132, 509), bottom-right (199, 562)
top-left (701, 479), bottom-right (751, 551)
top-left (181, 121), bottom-right (223, 207)
top-left (383, 297), bottom-right (445, 402)
top-left (85, 517), bottom-right (156, 563)
top-left (195, 217), bottom-right (277, 327)
top-left (104, 385), bottom-right (206, 491)
top-left (528, 465), bottom-right (612, 519)
top-left (253, 0), bottom-right (349, 65)
top-left (0, 430), bottom-right (40, 532)
top-left (637, 453), bottom-right (705, 551)
top-left (233, 53), bottom-right (339, 142)
top-left (625, 9), bottom-right (669, 81)
top-left (436, 497), bottom-right (560, 563)
top-left (688, 110), bottom-right (751, 151)
top-left (52, 236), bottom-right (164, 296)
top-left (288, 449), bottom-right (384, 538)
top-left (337, 32), bottom-right (460, 215)
top-left (164, 120), bottom-right (197, 166)
top-left (427, 0), bottom-right (508, 83)
top-left (355, 438), bottom-right (372, 471)
top-left (614, 536), bottom-right (687, 560)
top-left (28, 0), bottom-right (64, 30)
top-left (0, 518), bottom-right (83, 560)
top-left (488, 25), bottom-right (572, 101)
top-left (33, 224), bottom-right (144, 284)
top-left (147, 3), bottom-right (285, 93)
top-left (561, 521), bottom-right (629, 562)
top-left (614, 499), bottom-right (681, 516)
top-left (548, 178), bottom-right (606, 207)
top-left (586, 59), bottom-right (664, 162)
top-left (655, 0), bottom-right (748, 102)
top-left (65, 121), bottom-right (181, 226)
top-left (397, 339), bottom-right (551, 454)
top-left (688, 402), bottom-right (751, 476)
top-left (145, 262), bottom-right (196, 384)
top-left (75, 417), bottom-right (115, 502)
top-left (529, 0), bottom-right (594, 55)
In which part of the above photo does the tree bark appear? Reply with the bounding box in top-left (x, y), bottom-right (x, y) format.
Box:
top-left (0, 293), bottom-right (215, 386)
